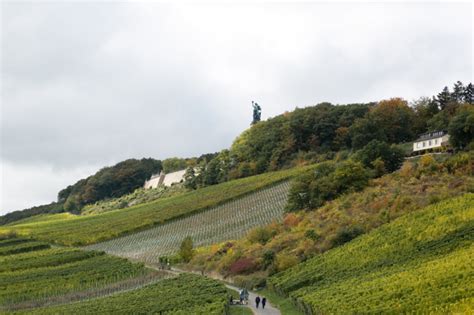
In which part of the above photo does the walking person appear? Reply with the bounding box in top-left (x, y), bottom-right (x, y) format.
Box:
top-left (255, 296), bottom-right (261, 308)
top-left (262, 297), bottom-right (267, 309)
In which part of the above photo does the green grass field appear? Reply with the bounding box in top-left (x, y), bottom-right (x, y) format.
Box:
top-left (0, 238), bottom-right (154, 310)
top-left (0, 166), bottom-right (311, 246)
top-left (14, 274), bottom-right (228, 315)
top-left (269, 194), bottom-right (474, 313)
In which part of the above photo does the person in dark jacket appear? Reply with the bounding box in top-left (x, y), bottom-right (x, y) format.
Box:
top-left (255, 296), bottom-right (261, 308)
top-left (262, 297), bottom-right (267, 309)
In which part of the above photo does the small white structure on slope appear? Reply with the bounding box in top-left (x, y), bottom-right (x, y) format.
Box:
top-left (143, 169), bottom-right (186, 189)
top-left (413, 130), bottom-right (450, 152)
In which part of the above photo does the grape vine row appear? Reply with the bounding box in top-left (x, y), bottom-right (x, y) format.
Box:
top-left (85, 181), bottom-right (291, 264)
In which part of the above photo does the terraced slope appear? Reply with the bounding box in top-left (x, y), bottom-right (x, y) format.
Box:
top-left (15, 274), bottom-right (228, 315)
top-left (269, 194), bottom-right (474, 314)
top-left (86, 181), bottom-right (291, 263)
top-left (0, 238), bottom-right (167, 311)
top-left (0, 166), bottom-right (311, 246)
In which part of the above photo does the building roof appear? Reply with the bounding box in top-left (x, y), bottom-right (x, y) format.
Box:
top-left (415, 130), bottom-right (447, 142)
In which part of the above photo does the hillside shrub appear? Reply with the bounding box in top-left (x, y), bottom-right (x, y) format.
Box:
top-left (262, 250), bottom-right (276, 269)
top-left (418, 155), bottom-right (439, 175)
top-left (229, 257), bottom-right (258, 275)
top-left (275, 253), bottom-right (299, 272)
top-left (304, 229), bottom-right (320, 241)
top-left (283, 213), bottom-right (301, 228)
top-left (247, 227), bottom-right (273, 245)
top-left (233, 273), bottom-right (267, 290)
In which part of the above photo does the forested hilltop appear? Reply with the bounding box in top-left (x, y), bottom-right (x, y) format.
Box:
top-left (1, 81), bottom-right (473, 225)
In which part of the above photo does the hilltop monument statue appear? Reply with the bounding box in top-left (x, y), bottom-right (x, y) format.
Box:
top-left (252, 101), bottom-right (262, 125)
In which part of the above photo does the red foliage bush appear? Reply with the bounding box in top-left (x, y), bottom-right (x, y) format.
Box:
top-left (229, 257), bottom-right (257, 275)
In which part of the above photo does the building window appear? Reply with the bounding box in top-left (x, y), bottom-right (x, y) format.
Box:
top-left (434, 139), bottom-right (438, 144)
top-left (429, 140), bottom-right (431, 145)
top-left (423, 142), bottom-right (425, 147)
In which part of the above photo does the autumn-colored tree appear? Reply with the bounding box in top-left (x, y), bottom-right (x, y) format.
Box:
top-left (370, 98), bottom-right (416, 144)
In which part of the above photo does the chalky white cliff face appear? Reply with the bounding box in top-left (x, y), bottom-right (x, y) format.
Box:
top-left (144, 170), bottom-right (187, 189)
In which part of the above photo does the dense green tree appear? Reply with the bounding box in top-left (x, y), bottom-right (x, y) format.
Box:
top-left (179, 236), bottom-right (195, 262)
top-left (162, 158), bottom-right (187, 173)
top-left (184, 167), bottom-right (197, 190)
top-left (202, 158), bottom-right (221, 186)
top-left (332, 160), bottom-right (369, 193)
top-left (58, 158), bottom-right (162, 211)
top-left (448, 106), bottom-right (474, 149)
top-left (286, 172), bottom-right (314, 211)
top-left (354, 140), bottom-right (405, 173)
top-left (370, 98), bottom-right (416, 144)
top-left (411, 97), bottom-right (440, 135)
top-left (349, 117), bottom-right (386, 149)
top-left (427, 110), bottom-right (450, 132)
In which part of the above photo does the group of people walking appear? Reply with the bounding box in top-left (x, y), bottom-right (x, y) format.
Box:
top-left (255, 296), bottom-right (266, 309)
top-left (235, 288), bottom-right (267, 310)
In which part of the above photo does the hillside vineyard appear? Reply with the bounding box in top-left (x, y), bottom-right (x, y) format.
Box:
top-left (0, 166), bottom-right (308, 246)
top-left (85, 181), bottom-right (291, 263)
top-left (269, 194), bottom-right (474, 313)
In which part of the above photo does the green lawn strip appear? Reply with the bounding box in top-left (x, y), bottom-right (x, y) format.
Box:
top-left (1, 165), bottom-right (313, 246)
top-left (229, 306), bottom-right (254, 315)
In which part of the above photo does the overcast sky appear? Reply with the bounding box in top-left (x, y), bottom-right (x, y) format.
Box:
top-left (1, 2), bottom-right (472, 215)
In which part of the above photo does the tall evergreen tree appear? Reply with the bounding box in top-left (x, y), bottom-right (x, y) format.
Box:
top-left (437, 86), bottom-right (451, 110)
top-left (452, 81), bottom-right (465, 103)
top-left (463, 83), bottom-right (473, 104)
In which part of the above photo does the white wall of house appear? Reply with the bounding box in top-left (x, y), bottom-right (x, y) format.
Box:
top-left (413, 134), bottom-right (450, 152)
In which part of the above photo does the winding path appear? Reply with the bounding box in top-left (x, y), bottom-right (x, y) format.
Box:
top-left (225, 283), bottom-right (281, 315)
top-left (161, 266), bottom-right (281, 315)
